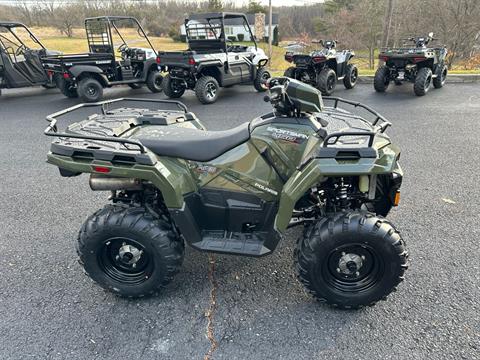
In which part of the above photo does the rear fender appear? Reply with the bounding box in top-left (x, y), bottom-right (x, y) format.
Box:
top-left (47, 153), bottom-right (196, 208)
top-left (274, 143), bottom-right (401, 232)
top-left (69, 65), bottom-right (108, 86)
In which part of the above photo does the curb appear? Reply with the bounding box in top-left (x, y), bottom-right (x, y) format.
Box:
top-left (357, 74), bottom-right (480, 83)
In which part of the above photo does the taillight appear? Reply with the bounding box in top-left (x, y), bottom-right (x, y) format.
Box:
top-left (62, 72), bottom-right (70, 79)
top-left (413, 57), bottom-right (426, 63)
top-left (188, 58), bottom-right (195, 65)
top-left (93, 166), bottom-right (111, 173)
top-left (379, 55), bottom-right (389, 61)
top-left (156, 56), bottom-right (161, 64)
top-left (312, 56), bottom-right (326, 63)
top-left (47, 70), bottom-right (53, 77)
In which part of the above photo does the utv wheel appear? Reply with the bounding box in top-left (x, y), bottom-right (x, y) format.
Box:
top-left (195, 76), bottom-right (219, 104)
top-left (433, 64), bottom-right (447, 89)
top-left (343, 64), bottom-right (358, 89)
top-left (77, 77), bottom-right (103, 103)
top-left (254, 68), bottom-right (271, 92)
top-left (317, 68), bottom-right (337, 96)
top-left (414, 67), bottom-right (432, 96)
top-left (77, 205), bottom-right (184, 298)
top-left (374, 65), bottom-right (390, 92)
top-left (146, 71), bottom-right (163, 93)
top-left (295, 211), bottom-right (408, 309)
top-left (284, 66), bottom-right (295, 79)
top-left (162, 74), bottom-right (185, 98)
top-left (128, 83), bottom-right (143, 90)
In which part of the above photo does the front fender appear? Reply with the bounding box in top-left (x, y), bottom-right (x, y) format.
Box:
top-left (274, 143), bottom-right (401, 232)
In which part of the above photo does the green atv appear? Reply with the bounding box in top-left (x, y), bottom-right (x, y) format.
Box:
top-left (45, 78), bottom-right (407, 309)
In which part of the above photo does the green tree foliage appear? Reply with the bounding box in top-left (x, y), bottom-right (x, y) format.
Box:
top-left (247, 0), bottom-right (266, 14)
top-left (208, 0), bottom-right (223, 11)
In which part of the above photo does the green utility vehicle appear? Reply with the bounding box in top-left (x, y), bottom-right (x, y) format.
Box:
top-left (45, 78), bottom-right (407, 309)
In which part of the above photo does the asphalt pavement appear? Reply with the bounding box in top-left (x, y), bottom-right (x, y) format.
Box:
top-left (0, 82), bottom-right (479, 360)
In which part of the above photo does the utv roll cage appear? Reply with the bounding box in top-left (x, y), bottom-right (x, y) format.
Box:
top-left (185, 12), bottom-right (257, 52)
top-left (84, 16), bottom-right (156, 55)
top-left (0, 22), bottom-right (46, 57)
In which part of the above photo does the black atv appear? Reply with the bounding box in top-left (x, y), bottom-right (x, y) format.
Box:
top-left (0, 22), bottom-right (60, 96)
top-left (284, 40), bottom-right (358, 96)
top-left (374, 33), bottom-right (448, 96)
top-left (43, 16), bottom-right (163, 102)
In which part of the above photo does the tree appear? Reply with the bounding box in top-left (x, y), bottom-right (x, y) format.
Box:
top-left (247, 0), bottom-right (266, 14)
top-left (208, 0), bottom-right (223, 12)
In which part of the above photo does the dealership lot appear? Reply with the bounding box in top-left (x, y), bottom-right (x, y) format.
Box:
top-left (0, 83), bottom-right (478, 359)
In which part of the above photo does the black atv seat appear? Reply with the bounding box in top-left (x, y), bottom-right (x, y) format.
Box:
top-left (133, 123), bottom-right (250, 162)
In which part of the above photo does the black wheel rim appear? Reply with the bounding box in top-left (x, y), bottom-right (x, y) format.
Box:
top-left (425, 73), bottom-right (432, 89)
top-left (155, 75), bottom-right (162, 87)
top-left (172, 80), bottom-right (183, 94)
top-left (87, 86), bottom-right (97, 97)
top-left (98, 237), bottom-right (154, 285)
top-left (441, 68), bottom-right (447, 83)
top-left (327, 74), bottom-right (336, 91)
top-left (261, 71), bottom-right (271, 81)
top-left (351, 68), bottom-right (358, 83)
top-left (323, 244), bottom-right (384, 293)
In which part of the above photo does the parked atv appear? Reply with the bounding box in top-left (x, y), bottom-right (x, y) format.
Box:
top-left (374, 33), bottom-right (448, 96)
top-left (284, 40), bottom-right (358, 95)
top-left (159, 12), bottom-right (270, 104)
top-left (0, 22), bottom-right (60, 96)
top-left (43, 16), bottom-right (162, 102)
top-left (45, 78), bottom-right (407, 309)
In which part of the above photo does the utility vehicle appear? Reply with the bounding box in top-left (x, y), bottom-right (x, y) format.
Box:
top-left (0, 21), bottom-right (59, 96)
top-left (158, 12), bottom-right (270, 104)
top-left (374, 33), bottom-right (448, 96)
top-left (45, 78), bottom-right (407, 309)
top-left (43, 16), bottom-right (163, 102)
top-left (284, 40), bottom-right (358, 95)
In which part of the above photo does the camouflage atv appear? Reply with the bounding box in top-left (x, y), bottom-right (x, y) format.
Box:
top-left (374, 32), bottom-right (448, 96)
top-left (45, 78), bottom-right (407, 309)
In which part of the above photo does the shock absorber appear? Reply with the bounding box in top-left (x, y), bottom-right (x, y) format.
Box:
top-left (337, 178), bottom-right (350, 209)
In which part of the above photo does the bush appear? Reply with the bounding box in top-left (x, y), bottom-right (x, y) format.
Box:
top-left (148, 22), bottom-right (164, 37)
top-left (228, 35), bottom-right (237, 42)
top-left (237, 34), bottom-right (245, 42)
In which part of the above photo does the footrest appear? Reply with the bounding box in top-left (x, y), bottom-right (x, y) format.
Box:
top-left (193, 231), bottom-right (271, 257)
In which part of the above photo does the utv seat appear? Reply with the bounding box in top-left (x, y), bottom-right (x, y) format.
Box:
top-left (132, 123), bottom-right (250, 162)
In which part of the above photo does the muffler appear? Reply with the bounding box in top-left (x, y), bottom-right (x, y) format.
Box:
top-left (89, 174), bottom-right (143, 191)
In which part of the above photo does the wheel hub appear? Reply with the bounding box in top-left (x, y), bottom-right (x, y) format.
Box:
top-left (117, 243), bottom-right (143, 267)
top-left (337, 252), bottom-right (364, 275)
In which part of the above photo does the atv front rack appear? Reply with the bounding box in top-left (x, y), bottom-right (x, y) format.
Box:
top-left (322, 97), bottom-right (392, 133)
top-left (44, 98), bottom-right (189, 154)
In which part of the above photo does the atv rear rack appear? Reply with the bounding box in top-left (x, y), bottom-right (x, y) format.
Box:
top-left (44, 98), bottom-right (189, 154)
